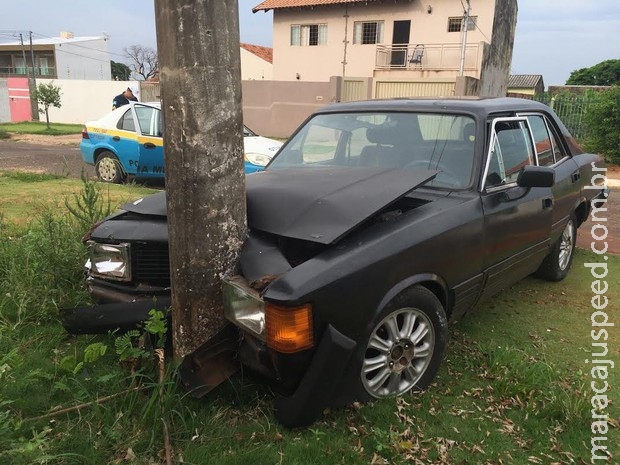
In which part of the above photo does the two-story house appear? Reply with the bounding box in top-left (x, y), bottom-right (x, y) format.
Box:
top-left (252, 0), bottom-right (517, 98)
top-left (0, 31), bottom-right (111, 80)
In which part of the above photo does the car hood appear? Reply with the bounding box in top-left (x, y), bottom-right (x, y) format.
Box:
top-left (243, 135), bottom-right (283, 157)
top-left (120, 167), bottom-right (436, 245)
top-left (246, 167), bottom-right (436, 244)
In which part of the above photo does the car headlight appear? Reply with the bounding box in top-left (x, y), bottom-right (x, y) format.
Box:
top-left (223, 277), bottom-right (266, 339)
top-left (88, 241), bottom-right (131, 281)
top-left (223, 277), bottom-right (314, 353)
top-left (245, 152), bottom-right (272, 167)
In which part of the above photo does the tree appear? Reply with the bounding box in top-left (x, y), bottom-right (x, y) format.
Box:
top-left (36, 82), bottom-right (61, 129)
top-left (583, 85), bottom-right (620, 163)
top-left (124, 45), bottom-right (158, 81)
top-left (110, 60), bottom-right (131, 81)
top-left (566, 59), bottom-right (620, 86)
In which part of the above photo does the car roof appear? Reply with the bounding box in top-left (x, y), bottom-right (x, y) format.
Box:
top-left (315, 97), bottom-right (554, 118)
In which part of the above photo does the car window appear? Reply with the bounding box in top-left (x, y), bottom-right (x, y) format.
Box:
top-left (526, 115), bottom-right (555, 166)
top-left (269, 112), bottom-right (476, 189)
top-left (546, 121), bottom-right (567, 161)
top-left (243, 126), bottom-right (257, 137)
top-left (117, 109), bottom-right (136, 132)
top-left (134, 106), bottom-right (161, 137)
top-left (484, 118), bottom-right (535, 189)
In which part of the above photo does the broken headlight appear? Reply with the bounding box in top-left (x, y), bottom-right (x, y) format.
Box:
top-left (87, 241), bottom-right (131, 282)
top-left (223, 277), bottom-right (266, 339)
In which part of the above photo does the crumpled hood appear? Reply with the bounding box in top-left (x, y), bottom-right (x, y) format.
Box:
top-left (246, 166), bottom-right (436, 244)
top-left (121, 191), bottom-right (168, 216)
top-left (118, 166), bottom-right (436, 245)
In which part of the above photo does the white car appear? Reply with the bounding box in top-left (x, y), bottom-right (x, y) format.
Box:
top-left (80, 101), bottom-right (283, 183)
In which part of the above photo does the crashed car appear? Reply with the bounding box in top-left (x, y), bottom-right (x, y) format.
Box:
top-left (80, 101), bottom-right (283, 183)
top-left (65, 98), bottom-right (607, 426)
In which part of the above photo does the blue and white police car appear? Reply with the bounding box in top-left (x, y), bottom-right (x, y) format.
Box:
top-left (80, 102), bottom-right (283, 183)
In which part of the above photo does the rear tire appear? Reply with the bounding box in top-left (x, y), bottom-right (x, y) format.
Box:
top-left (95, 151), bottom-right (125, 183)
top-left (535, 214), bottom-right (576, 282)
top-left (357, 285), bottom-right (448, 399)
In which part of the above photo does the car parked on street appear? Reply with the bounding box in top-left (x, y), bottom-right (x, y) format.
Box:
top-left (65, 98), bottom-right (607, 427)
top-left (79, 102), bottom-right (283, 183)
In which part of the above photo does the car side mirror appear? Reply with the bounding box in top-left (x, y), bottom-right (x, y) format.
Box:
top-left (517, 165), bottom-right (555, 188)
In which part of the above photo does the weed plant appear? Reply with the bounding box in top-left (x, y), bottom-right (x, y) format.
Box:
top-left (0, 174), bottom-right (617, 463)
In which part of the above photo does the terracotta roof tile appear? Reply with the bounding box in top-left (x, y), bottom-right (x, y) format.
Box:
top-left (253, 0), bottom-right (373, 13)
top-left (240, 43), bottom-right (273, 63)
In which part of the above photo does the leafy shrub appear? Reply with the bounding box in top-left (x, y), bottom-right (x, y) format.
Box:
top-left (582, 85), bottom-right (620, 163)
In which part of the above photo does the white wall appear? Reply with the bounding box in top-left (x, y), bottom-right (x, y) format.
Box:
top-left (40, 79), bottom-right (141, 124)
top-left (54, 38), bottom-right (112, 80)
top-left (240, 48), bottom-right (273, 80)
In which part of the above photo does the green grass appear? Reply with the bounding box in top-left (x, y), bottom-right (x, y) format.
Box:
top-left (0, 176), bottom-right (618, 463)
top-left (0, 172), bottom-right (156, 227)
top-left (0, 121), bottom-right (83, 135)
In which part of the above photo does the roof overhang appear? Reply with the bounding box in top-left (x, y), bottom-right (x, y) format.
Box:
top-left (252, 0), bottom-right (376, 13)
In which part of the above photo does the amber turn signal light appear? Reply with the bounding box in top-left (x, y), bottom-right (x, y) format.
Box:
top-left (265, 303), bottom-right (313, 353)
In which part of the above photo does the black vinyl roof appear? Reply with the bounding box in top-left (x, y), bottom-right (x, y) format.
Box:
top-left (315, 97), bottom-right (554, 118)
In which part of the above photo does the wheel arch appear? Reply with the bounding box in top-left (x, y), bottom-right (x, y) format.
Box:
top-left (375, 273), bottom-right (449, 320)
top-left (574, 199), bottom-right (590, 228)
top-left (94, 148), bottom-right (127, 178)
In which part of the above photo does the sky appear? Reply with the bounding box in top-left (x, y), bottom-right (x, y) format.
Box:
top-left (0, 0), bottom-right (618, 87)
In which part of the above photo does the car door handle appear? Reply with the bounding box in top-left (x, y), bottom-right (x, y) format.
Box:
top-left (571, 171), bottom-right (581, 183)
top-left (143, 142), bottom-right (156, 149)
top-left (543, 198), bottom-right (553, 209)
top-left (112, 136), bottom-right (120, 141)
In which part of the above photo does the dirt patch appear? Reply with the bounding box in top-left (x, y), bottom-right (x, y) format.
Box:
top-left (9, 133), bottom-right (82, 145)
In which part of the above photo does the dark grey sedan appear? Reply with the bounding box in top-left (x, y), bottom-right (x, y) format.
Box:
top-left (65, 98), bottom-right (607, 427)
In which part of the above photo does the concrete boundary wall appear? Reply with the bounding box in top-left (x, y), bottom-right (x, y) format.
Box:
top-left (2, 75), bottom-right (489, 137)
top-left (39, 79), bottom-right (141, 124)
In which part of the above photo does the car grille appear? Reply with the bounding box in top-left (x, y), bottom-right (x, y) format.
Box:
top-left (132, 242), bottom-right (170, 288)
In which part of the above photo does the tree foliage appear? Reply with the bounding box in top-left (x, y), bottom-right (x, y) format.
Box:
top-left (583, 85), bottom-right (620, 163)
top-left (36, 82), bottom-right (62, 129)
top-left (566, 59), bottom-right (620, 86)
top-left (124, 45), bottom-right (158, 81)
top-left (110, 60), bottom-right (131, 81)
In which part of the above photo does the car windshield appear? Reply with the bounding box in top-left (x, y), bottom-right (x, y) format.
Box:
top-left (243, 126), bottom-right (257, 137)
top-left (268, 112), bottom-right (476, 189)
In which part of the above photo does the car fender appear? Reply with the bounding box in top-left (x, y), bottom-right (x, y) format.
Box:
top-left (373, 272), bottom-right (449, 323)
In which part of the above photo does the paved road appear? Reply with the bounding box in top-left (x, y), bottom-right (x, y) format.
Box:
top-left (0, 139), bottom-right (94, 179)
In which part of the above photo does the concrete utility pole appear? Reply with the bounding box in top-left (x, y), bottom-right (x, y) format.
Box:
top-left (28, 31), bottom-right (39, 121)
top-left (154, 0), bottom-right (247, 359)
top-left (459, 0), bottom-right (471, 77)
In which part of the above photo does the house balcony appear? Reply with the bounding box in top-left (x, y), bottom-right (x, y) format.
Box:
top-left (0, 66), bottom-right (57, 79)
top-left (374, 42), bottom-right (486, 79)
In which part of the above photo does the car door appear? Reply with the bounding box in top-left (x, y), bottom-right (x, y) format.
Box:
top-left (522, 112), bottom-right (580, 244)
top-left (478, 117), bottom-right (553, 300)
top-left (133, 104), bottom-right (164, 177)
top-left (112, 108), bottom-right (141, 175)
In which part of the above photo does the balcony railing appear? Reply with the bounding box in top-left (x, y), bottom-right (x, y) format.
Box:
top-left (0, 66), bottom-right (57, 78)
top-left (375, 43), bottom-right (483, 72)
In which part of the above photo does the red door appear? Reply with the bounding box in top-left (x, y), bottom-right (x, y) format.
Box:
top-left (7, 77), bottom-right (32, 122)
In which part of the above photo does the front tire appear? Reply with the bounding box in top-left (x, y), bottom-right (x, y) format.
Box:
top-left (359, 285), bottom-right (448, 399)
top-left (95, 151), bottom-right (125, 183)
top-left (535, 214), bottom-right (576, 281)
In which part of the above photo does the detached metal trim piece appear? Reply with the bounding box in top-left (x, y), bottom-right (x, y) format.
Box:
top-left (60, 297), bottom-right (171, 334)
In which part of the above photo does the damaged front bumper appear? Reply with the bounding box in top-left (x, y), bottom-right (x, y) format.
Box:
top-left (219, 276), bottom-right (358, 427)
top-left (61, 296), bottom-right (171, 334)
